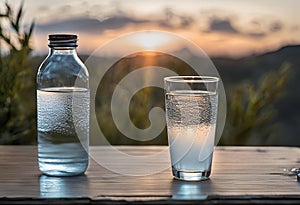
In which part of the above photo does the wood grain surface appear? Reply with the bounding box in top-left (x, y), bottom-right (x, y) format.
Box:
top-left (0, 146), bottom-right (300, 204)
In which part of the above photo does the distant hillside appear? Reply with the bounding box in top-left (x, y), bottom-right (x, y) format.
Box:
top-left (213, 45), bottom-right (300, 85)
top-left (212, 45), bottom-right (300, 145)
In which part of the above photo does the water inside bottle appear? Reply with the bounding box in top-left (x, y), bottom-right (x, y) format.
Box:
top-left (37, 87), bottom-right (89, 176)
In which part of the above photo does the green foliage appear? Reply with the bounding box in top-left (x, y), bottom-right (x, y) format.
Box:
top-left (220, 65), bottom-right (290, 145)
top-left (0, 2), bottom-right (36, 144)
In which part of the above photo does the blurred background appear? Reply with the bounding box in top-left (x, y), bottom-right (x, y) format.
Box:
top-left (0, 0), bottom-right (299, 146)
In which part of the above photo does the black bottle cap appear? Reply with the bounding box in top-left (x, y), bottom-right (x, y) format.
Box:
top-left (48, 34), bottom-right (78, 48)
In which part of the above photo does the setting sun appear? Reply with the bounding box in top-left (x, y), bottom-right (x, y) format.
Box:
top-left (132, 31), bottom-right (175, 51)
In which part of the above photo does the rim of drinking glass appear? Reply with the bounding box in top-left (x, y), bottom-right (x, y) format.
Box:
top-left (164, 76), bottom-right (219, 83)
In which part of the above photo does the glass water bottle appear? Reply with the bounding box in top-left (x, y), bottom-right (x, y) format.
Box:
top-left (37, 34), bottom-right (89, 176)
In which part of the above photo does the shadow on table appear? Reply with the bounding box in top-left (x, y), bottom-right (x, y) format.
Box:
top-left (39, 174), bottom-right (89, 198)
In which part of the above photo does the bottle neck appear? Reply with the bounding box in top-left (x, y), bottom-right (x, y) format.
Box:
top-left (49, 47), bottom-right (77, 55)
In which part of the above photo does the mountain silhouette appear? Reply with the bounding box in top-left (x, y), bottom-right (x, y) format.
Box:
top-left (213, 45), bottom-right (300, 83)
top-left (212, 45), bottom-right (300, 145)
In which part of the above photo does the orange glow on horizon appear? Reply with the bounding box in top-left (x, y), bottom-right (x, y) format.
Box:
top-left (131, 32), bottom-right (174, 51)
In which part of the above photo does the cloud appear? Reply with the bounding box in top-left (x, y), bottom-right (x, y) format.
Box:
top-left (247, 32), bottom-right (266, 38)
top-left (35, 16), bottom-right (149, 34)
top-left (206, 17), bottom-right (283, 39)
top-left (35, 8), bottom-right (195, 36)
top-left (248, 20), bottom-right (283, 38)
top-left (37, 5), bottom-right (49, 12)
top-left (208, 18), bottom-right (239, 34)
top-left (35, 9), bottom-right (284, 42)
top-left (159, 7), bottom-right (194, 29)
top-left (270, 21), bottom-right (283, 32)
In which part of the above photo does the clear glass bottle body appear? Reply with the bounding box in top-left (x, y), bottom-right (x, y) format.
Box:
top-left (37, 35), bottom-right (89, 176)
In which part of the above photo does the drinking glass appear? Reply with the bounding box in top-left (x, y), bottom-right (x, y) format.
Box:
top-left (164, 76), bottom-right (219, 181)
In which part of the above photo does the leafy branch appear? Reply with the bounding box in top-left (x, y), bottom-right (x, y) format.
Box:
top-left (0, 2), bottom-right (36, 144)
top-left (221, 64), bottom-right (290, 145)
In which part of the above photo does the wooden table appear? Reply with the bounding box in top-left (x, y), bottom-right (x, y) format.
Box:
top-left (0, 146), bottom-right (300, 204)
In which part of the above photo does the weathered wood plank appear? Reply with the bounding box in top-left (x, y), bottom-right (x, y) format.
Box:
top-left (0, 146), bottom-right (300, 204)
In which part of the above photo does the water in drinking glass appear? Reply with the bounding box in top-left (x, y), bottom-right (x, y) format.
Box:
top-left (166, 90), bottom-right (218, 180)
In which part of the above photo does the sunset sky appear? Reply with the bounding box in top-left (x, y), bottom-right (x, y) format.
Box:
top-left (1, 0), bottom-right (299, 57)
